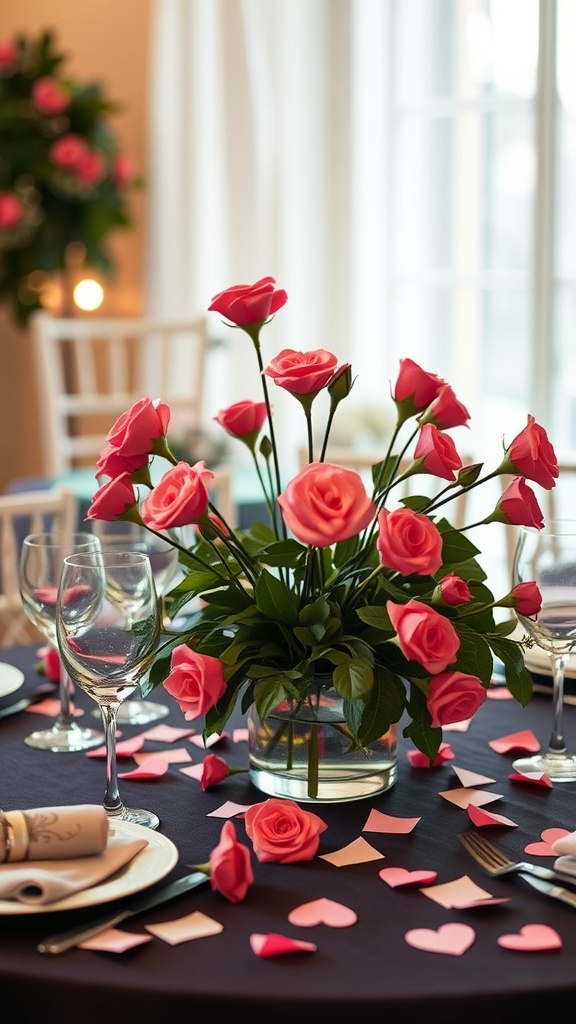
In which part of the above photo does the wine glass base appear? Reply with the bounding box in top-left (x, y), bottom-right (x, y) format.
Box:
top-left (512, 751), bottom-right (576, 782)
top-left (92, 699), bottom-right (170, 726)
top-left (24, 721), bottom-right (105, 753)
top-left (106, 806), bottom-right (160, 830)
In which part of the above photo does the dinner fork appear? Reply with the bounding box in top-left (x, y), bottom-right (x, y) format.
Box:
top-left (459, 830), bottom-right (576, 890)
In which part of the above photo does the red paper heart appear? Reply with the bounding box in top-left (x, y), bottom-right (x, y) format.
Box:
top-left (524, 828), bottom-right (570, 856)
top-left (379, 867), bottom-right (438, 888)
top-left (497, 924), bottom-right (562, 951)
top-left (250, 933), bottom-right (317, 957)
top-left (405, 923), bottom-right (475, 956)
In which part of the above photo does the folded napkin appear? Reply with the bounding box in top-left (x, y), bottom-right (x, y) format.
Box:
top-left (0, 804), bottom-right (109, 863)
top-left (0, 829), bottom-right (148, 905)
top-left (551, 830), bottom-right (576, 876)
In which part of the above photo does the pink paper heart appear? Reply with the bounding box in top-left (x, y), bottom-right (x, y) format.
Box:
top-left (497, 924), bottom-right (562, 951)
top-left (287, 897), bottom-right (357, 928)
top-left (525, 828), bottom-right (570, 856)
top-left (379, 867), bottom-right (438, 888)
top-left (250, 933), bottom-right (317, 957)
top-left (405, 923), bottom-right (475, 956)
top-left (467, 804), bottom-right (517, 827)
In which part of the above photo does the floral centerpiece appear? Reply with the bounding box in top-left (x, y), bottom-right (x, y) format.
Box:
top-left (0, 30), bottom-right (141, 324)
top-left (86, 277), bottom-right (556, 802)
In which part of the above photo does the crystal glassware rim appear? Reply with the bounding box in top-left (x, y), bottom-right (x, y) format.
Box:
top-left (61, 550), bottom-right (153, 570)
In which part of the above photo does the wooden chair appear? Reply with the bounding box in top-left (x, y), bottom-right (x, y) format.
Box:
top-left (30, 313), bottom-right (210, 475)
top-left (0, 488), bottom-right (78, 646)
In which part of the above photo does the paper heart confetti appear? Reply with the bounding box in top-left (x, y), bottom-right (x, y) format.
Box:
top-left (452, 766), bottom-right (496, 787)
top-left (467, 804), bottom-right (517, 827)
top-left (525, 828), bottom-right (570, 856)
top-left (488, 730), bottom-right (540, 754)
top-left (379, 867), bottom-right (438, 888)
top-left (363, 809), bottom-right (421, 833)
top-left (405, 923), bottom-right (476, 956)
top-left (250, 933), bottom-right (317, 957)
top-left (509, 770), bottom-right (553, 788)
top-left (497, 924), bottom-right (562, 951)
top-left (288, 898), bottom-right (357, 928)
top-left (407, 742), bottom-right (454, 768)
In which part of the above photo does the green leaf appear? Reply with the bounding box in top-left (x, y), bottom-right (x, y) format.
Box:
top-left (254, 569), bottom-right (300, 625)
top-left (333, 658), bottom-right (373, 700)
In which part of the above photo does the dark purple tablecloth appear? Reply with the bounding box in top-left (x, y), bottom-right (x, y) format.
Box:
top-left (1, 645), bottom-right (576, 1023)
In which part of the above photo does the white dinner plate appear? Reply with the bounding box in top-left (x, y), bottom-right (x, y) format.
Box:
top-left (0, 819), bottom-right (179, 916)
top-left (0, 662), bottom-right (25, 699)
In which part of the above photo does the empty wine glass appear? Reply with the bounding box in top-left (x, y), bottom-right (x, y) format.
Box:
top-left (91, 521), bottom-right (179, 724)
top-left (56, 549), bottom-right (161, 828)
top-left (19, 531), bottom-right (105, 752)
top-left (512, 519), bottom-right (576, 781)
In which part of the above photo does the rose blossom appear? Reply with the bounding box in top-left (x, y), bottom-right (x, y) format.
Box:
top-left (31, 76), bottom-right (70, 114)
top-left (413, 423), bottom-right (462, 481)
top-left (491, 477), bottom-right (544, 529)
top-left (141, 461), bottom-right (213, 530)
top-left (501, 415), bottom-right (559, 490)
top-left (208, 820), bottom-right (254, 902)
top-left (511, 581), bottom-right (542, 616)
top-left (49, 134), bottom-right (88, 170)
top-left (377, 507), bottom-right (443, 576)
top-left (263, 349), bottom-right (339, 396)
top-left (162, 644), bottom-right (226, 721)
top-left (201, 753), bottom-right (232, 790)
top-left (437, 572), bottom-right (472, 606)
top-left (75, 150), bottom-right (106, 186)
top-left (96, 443), bottom-right (149, 480)
top-left (86, 473), bottom-right (137, 521)
top-left (209, 276), bottom-right (288, 326)
top-left (421, 383), bottom-right (471, 429)
top-left (0, 192), bottom-right (23, 230)
top-left (37, 645), bottom-right (61, 682)
top-left (387, 599), bottom-right (460, 673)
top-left (426, 671), bottom-right (487, 729)
top-left (393, 358), bottom-right (444, 410)
top-left (278, 462), bottom-right (375, 547)
top-left (214, 400), bottom-right (267, 438)
top-left (106, 397), bottom-right (170, 458)
top-left (0, 40), bottom-right (18, 70)
top-left (244, 798), bottom-right (328, 864)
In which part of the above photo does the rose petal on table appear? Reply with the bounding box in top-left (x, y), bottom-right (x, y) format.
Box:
top-left (250, 932), bottom-right (317, 957)
top-left (443, 718), bottom-right (472, 732)
top-left (319, 837), bottom-right (384, 866)
top-left (452, 766), bottom-right (496, 787)
top-left (79, 928), bottom-right (153, 953)
top-left (118, 759), bottom-right (168, 779)
top-left (87, 735), bottom-right (145, 758)
top-left (407, 742), bottom-right (454, 767)
top-left (134, 747), bottom-right (191, 765)
top-left (467, 804), bottom-right (518, 827)
top-left (288, 898), bottom-right (357, 928)
top-left (439, 788), bottom-right (502, 808)
top-left (420, 876), bottom-right (493, 909)
top-left (497, 924), bottom-right (562, 951)
top-left (179, 763), bottom-right (204, 781)
top-left (207, 800), bottom-right (253, 818)
top-left (363, 809), bottom-right (421, 833)
top-left (405, 923), bottom-right (476, 956)
top-left (141, 724), bottom-right (195, 742)
top-left (145, 911), bottom-right (223, 945)
top-left (488, 730), bottom-right (540, 754)
top-left (509, 770), bottom-right (553, 788)
top-left (25, 699), bottom-right (83, 718)
top-left (379, 867), bottom-right (438, 888)
top-left (524, 828), bottom-right (570, 856)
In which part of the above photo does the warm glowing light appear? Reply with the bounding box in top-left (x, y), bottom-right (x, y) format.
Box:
top-left (73, 278), bottom-right (104, 311)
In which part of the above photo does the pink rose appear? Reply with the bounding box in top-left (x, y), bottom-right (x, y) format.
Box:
top-left (0, 192), bottom-right (23, 230)
top-left (96, 443), bottom-right (149, 480)
top-left (86, 473), bottom-right (137, 521)
top-left (49, 134), bottom-right (88, 171)
top-left (393, 358), bottom-right (444, 410)
top-left (494, 477), bottom-right (544, 529)
top-left (426, 671), bottom-right (487, 728)
top-left (75, 149), bottom-right (106, 186)
top-left (141, 461), bottom-right (213, 530)
top-left (37, 644), bottom-right (61, 682)
top-left (512, 581), bottom-right (542, 616)
top-left (214, 400), bottom-right (267, 438)
top-left (437, 572), bottom-right (472, 606)
top-left (413, 424), bottom-right (462, 481)
top-left (162, 644), bottom-right (226, 721)
top-left (377, 507), bottom-right (443, 576)
top-left (106, 397), bottom-right (170, 458)
top-left (208, 820), bottom-right (253, 903)
top-left (209, 277), bottom-right (288, 326)
top-left (113, 153), bottom-right (136, 187)
top-left (504, 415), bottom-right (559, 490)
top-left (263, 349), bottom-right (339, 396)
top-left (201, 753), bottom-right (232, 790)
top-left (387, 598), bottom-right (460, 673)
top-left (278, 462), bottom-right (376, 547)
top-left (0, 40), bottom-right (18, 70)
top-left (31, 76), bottom-right (70, 114)
top-left (244, 798), bottom-right (328, 864)
top-left (422, 384), bottom-right (471, 429)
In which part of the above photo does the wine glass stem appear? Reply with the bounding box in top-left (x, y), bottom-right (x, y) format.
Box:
top-left (548, 653), bottom-right (569, 753)
top-left (55, 668), bottom-right (74, 727)
top-left (100, 703), bottom-right (124, 815)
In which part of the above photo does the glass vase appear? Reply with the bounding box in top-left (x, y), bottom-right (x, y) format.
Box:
top-left (247, 675), bottom-right (398, 803)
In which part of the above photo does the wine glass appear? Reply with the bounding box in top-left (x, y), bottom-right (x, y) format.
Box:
top-left (512, 519), bottom-right (576, 781)
top-left (91, 521), bottom-right (179, 724)
top-left (56, 549), bottom-right (161, 829)
top-left (19, 531), bottom-right (105, 752)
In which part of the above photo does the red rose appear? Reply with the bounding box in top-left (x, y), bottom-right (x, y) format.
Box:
top-left (263, 349), bottom-right (339, 396)
top-left (208, 820), bottom-right (254, 903)
top-left (421, 384), bottom-right (471, 429)
top-left (387, 599), bottom-right (460, 673)
top-left (201, 753), bottom-right (231, 790)
top-left (413, 423), bottom-right (462, 481)
top-left (214, 400), bottom-right (267, 438)
top-left (96, 443), bottom-right (149, 481)
top-left (512, 581), bottom-right (542, 616)
top-left (86, 473), bottom-right (137, 522)
top-left (278, 462), bottom-right (375, 547)
top-left (244, 798), bottom-right (328, 864)
top-left (209, 277), bottom-right (287, 327)
top-left (31, 76), bottom-right (70, 114)
top-left (437, 572), bottom-right (472, 606)
top-left (75, 150), bottom-right (106, 186)
top-left (49, 134), bottom-right (88, 171)
top-left (106, 397), bottom-right (170, 459)
top-left (141, 461), bottom-right (212, 530)
top-left (504, 415), bottom-right (559, 490)
top-left (393, 358), bottom-right (444, 410)
top-left (162, 644), bottom-right (226, 721)
top-left (0, 40), bottom-right (18, 69)
top-left (426, 671), bottom-right (487, 728)
top-left (377, 507), bottom-right (443, 576)
top-left (0, 191), bottom-right (23, 230)
top-left (495, 477), bottom-right (544, 529)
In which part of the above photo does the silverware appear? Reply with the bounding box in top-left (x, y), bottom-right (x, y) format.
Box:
top-left (37, 870), bottom-right (209, 955)
top-left (459, 830), bottom-right (576, 890)
top-left (512, 873), bottom-right (576, 910)
top-left (0, 683), bottom-right (57, 721)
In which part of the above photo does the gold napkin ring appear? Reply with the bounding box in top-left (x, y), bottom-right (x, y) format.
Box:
top-left (5, 811), bottom-right (29, 862)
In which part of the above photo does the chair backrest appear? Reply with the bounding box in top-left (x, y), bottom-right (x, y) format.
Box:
top-left (31, 313), bottom-right (210, 475)
top-left (0, 488), bottom-right (78, 646)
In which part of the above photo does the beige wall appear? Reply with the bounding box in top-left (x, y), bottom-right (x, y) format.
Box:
top-left (0, 0), bottom-right (151, 491)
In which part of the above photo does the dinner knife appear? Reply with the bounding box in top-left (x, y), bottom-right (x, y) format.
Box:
top-left (37, 870), bottom-right (209, 955)
top-left (517, 871), bottom-right (576, 910)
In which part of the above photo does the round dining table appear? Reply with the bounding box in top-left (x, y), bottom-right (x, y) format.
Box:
top-left (1, 644), bottom-right (576, 1024)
